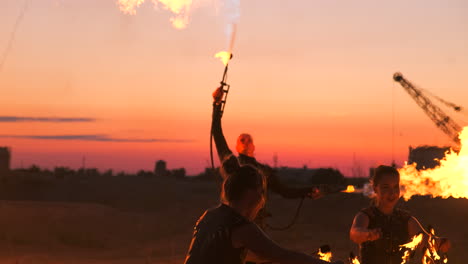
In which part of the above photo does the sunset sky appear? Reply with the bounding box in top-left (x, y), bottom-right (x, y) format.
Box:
top-left (0, 0), bottom-right (467, 176)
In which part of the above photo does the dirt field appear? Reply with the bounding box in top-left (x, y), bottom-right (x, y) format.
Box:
top-left (0, 177), bottom-right (466, 264)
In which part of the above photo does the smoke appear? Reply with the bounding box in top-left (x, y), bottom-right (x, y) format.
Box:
top-left (223, 0), bottom-right (239, 53)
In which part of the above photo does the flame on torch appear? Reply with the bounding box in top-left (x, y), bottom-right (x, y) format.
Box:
top-left (215, 51), bottom-right (231, 66)
top-left (399, 126), bottom-right (468, 200)
top-left (423, 227), bottom-right (448, 264)
top-left (399, 233), bottom-right (424, 264)
top-left (317, 248), bottom-right (332, 262)
top-left (350, 256), bottom-right (361, 264)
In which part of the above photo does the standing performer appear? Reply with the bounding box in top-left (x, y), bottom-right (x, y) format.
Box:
top-left (184, 90), bottom-right (344, 263)
top-left (349, 165), bottom-right (451, 264)
top-left (212, 87), bottom-right (323, 228)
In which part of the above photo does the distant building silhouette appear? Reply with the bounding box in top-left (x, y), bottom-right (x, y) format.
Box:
top-left (408, 145), bottom-right (451, 170)
top-left (0, 147), bottom-right (11, 176)
top-left (154, 160), bottom-right (168, 177)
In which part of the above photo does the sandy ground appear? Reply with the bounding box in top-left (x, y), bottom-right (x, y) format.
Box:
top-left (0, 178), bottom-right (465, 264)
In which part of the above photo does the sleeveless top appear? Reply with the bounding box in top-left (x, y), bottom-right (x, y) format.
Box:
top-left (184, 204), bottom-right (250, 264)
top-left (360, 206), bottom-right (411, 264)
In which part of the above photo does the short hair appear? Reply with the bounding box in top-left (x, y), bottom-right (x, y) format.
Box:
top-left (371, 165), bottom-right (399, 187)
top-left (221, 165), bottom-right (265, 203)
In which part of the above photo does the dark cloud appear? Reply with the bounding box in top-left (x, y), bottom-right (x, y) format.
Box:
top-left (0, 134), bottom-right (193, 143)
top-left (0, 116), bottom-right (96, 123)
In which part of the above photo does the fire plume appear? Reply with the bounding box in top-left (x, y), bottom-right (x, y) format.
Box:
top-left (117, 0), bottom-right (194, 29)
top-left (118, 0), bottom-right (145, 15)
top-left (214, 51), bottom-right (231, 66)
top-left (399, 233), bottom-right (423, 264)
top-left (399, 126), bottom-right (468, 200)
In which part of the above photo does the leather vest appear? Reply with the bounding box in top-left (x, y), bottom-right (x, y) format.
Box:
top-left (184, 204), bottom-right (249, 264)
top-left (360, 206), bottom-right (411, 264)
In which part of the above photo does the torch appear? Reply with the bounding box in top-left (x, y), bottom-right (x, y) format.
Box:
top-left (210, 52), bottom-right (233, 172)
top-left (214, 52), bottom-right (233, 117)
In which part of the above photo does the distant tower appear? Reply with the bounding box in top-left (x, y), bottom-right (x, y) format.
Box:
top-left (0, 147), bottom-right (11, 176)
top-left (273, 153), bottom-right (278, 168)
top-left (154, 160), bottom-right (167, 177)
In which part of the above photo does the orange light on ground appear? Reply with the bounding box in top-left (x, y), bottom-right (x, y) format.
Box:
top-left (343, 185), bottom-right (355, 193)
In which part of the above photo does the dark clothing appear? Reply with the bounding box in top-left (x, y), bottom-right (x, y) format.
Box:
top-left (184, 204), bottom-right (250, 264)
top-left (238, 154), bottom-right (311, 199)
top-left (211, 103), bottom-right (312, 228)
top-left (359, 206), bottom-right (411, 264)
top-left (211, 103), bottom-right (310, 197)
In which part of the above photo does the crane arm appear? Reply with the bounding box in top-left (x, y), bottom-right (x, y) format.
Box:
top-left (393, 72), bottom-right (461, 145)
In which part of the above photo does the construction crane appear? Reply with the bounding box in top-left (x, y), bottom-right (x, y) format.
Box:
top-left (393, 72), bottom-right (462, 146)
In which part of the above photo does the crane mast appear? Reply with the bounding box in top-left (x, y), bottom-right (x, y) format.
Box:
top-left (393, 72), bottom-right (461, 145)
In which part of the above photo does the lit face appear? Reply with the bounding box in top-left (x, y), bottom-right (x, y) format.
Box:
top-left (373, 174), bottom-right (400, 209)
top-left (236, 134), bottom-right (255, 157)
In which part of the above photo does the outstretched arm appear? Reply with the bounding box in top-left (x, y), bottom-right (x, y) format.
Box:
top-left (265, 165), bottom-right (319, 199)
top-left (350, 212), bottom-right (381, 244)
top-left (232, 222), bottom-right (341, 264)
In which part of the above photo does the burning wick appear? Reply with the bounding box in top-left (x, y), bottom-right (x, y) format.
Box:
top-left (215, 51), bottom-right (232, 66)
top-left (316, 245), bottom-right (332, 262)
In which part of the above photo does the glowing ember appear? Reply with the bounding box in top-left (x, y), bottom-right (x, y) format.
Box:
top-left (344, 185), bottom-right (355, 193)
top-left (317, 248), bottom-right (332, 262)
top-left (215, 51), bottom-right (231, 66)
top-left (399, 126), bottom-right (468, 200)
top-left (117, 0), bottom-right (193, 29)
top-left (399, 233), bottom-right (423, 264)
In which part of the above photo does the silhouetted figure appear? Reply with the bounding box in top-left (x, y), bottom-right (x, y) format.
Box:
top-left (184, 148), bottom-right (343, 264)
top-left (211, 87), bottom-right (322, 228)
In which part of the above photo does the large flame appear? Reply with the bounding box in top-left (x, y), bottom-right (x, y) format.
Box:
top-left (399, 233), bottom-right (423, 264)
top-left (399, 126), bottom-right (468, 200)
top-left (117, 0), bottom-right (194, 29)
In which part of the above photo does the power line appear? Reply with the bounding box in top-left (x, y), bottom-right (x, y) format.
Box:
top-left (0, 0), bottom-right (30, 74)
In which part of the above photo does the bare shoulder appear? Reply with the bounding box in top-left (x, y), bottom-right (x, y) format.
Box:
top-left (352, 211), bottom-right (370, 228)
